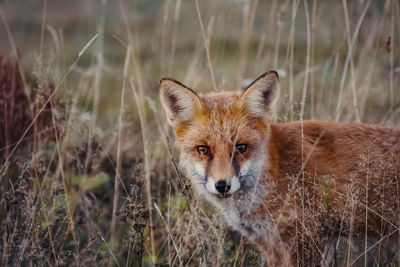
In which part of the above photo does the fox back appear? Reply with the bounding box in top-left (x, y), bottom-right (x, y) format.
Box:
top-left (159, 71), bottom-right (400, 266)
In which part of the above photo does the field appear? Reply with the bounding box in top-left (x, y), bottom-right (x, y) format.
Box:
top-left (1, 0), bottom-right (400, 266)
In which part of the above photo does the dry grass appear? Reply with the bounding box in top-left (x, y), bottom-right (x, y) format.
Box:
top-left (0, 0), bottom-right (400, 266)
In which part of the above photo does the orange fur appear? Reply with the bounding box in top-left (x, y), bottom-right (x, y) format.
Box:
top-left (160, 72), bottom-right (400, 266)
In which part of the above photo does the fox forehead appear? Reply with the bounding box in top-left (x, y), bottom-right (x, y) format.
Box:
top-left (175, 91), bottom-right (266, 145)
top-left (200, 91), bottom-right (242, 108)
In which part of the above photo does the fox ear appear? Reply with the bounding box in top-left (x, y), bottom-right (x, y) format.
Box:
top-left (241, 71), bottom-right (280, 119)
top-left (159, 78), bottom-right (202, 126)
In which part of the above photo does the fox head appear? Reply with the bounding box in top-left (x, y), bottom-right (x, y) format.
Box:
top-left (160, 71), bottom-right (279, 202)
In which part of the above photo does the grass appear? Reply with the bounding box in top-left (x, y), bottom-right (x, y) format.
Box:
top-left (1, 0), bottom-right (400, 266)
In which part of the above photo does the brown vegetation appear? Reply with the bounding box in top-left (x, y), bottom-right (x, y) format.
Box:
top-left (0, 0), bottom-right (399, 266)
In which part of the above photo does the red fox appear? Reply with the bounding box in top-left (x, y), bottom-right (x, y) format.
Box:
top-left (159, 71), bottom-right (400, 266)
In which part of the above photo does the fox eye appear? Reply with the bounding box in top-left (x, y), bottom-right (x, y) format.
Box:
top-left (235, 144), bottom-right (248, 154)
top-left (197, 145), bottom-right (210, 156)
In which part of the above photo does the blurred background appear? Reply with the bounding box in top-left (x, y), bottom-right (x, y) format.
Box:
top-left (0, 0), bottom-right (399, 266)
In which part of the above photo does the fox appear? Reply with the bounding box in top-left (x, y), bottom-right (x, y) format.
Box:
top-left (159, 71), bottom-right (400, 266)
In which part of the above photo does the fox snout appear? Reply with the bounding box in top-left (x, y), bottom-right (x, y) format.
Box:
top-left (205, 173), bottom-right (241, 197)
top-left (205, 156), bottom-right (238, 195)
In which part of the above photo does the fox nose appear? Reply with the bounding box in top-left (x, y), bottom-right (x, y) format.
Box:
top-left (215, 180), bottom-right (231, 194)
